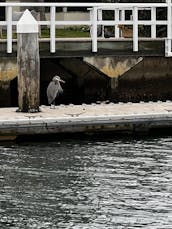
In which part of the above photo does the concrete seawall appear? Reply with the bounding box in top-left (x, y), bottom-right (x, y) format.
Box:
top-left (1, 56), bottom-right (172, 107)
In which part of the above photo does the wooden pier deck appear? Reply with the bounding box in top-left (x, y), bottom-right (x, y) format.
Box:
top-left (1, 101), bottom-right (172, 140)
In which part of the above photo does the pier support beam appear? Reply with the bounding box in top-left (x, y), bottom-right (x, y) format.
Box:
top-left (17, 9), bottom-right (40, 112)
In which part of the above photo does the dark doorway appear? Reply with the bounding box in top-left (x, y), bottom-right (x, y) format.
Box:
top-left (0, 1), bottom-right (5, 21)
top-left (40, 58), bottom-right (110, 106)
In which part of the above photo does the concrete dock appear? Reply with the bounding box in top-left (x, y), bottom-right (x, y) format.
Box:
top-left (1, 101), bottom-right (172, 140)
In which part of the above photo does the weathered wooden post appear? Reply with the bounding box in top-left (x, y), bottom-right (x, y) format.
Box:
top-left (17, 9), bottom-right (40, 112)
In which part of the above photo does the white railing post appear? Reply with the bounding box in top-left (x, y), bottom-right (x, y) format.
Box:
top-left (92, 6), bottom-right (97, 52)
top-left (121, 9), bottom-right (125, 21)
top-left (115, 8), bottom-right (120, 38)
top-left (7, 6), bottom-right (12, 53)
top-left (50, 6), bottom-right (56, 53)
top-left (133, 6), bottom-right (138, 52)
top-left (97, 9), bottom-right (102, 21)
top-left (151, 7), bottom-right (156, 38)
top-left (98, 9), bottom-right (104, 37)
top-left (119, 9), bottom-right (125, 37)
top-left (166, 0), bottom-right (172, 56)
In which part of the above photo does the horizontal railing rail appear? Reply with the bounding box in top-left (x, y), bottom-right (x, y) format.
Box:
top-left (0, 1), bottom-right (172, 56)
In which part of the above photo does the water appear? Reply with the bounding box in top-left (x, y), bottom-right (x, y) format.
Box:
top-left (0, 136), bottom-right (172, 229)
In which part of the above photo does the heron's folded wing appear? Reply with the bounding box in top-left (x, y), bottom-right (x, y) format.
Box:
top-left (47, 82), bottom-right (58, 104)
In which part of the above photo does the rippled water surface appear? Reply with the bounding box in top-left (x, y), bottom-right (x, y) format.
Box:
top-left (1, 136), bottom-right (172, 228)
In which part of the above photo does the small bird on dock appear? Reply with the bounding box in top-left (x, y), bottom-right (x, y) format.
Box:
top-left (47, 75), bottom-right (65, 108)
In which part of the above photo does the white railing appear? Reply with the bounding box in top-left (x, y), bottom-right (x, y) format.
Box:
top-left (0, 1), bottom-right (172, 56)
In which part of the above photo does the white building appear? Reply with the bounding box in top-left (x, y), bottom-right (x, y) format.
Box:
top-left (0, 0), bottom-right (90, 25)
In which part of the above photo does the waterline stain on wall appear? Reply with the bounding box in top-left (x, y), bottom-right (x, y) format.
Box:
top-left (0, 58), bottom-right (17, 81)
top-left (0, 58), bottom-right (17, 106)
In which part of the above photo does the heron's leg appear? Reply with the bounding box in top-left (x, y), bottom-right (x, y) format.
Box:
top-left (53, 100), bottom-right (56, 109)
top-left (50, 100), bottom-right (56, 109)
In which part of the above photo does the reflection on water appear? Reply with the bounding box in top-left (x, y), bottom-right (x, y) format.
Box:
top-left (0, 136), bottom-right (172, 228)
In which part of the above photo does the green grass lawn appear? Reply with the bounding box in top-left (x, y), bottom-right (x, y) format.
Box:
top-left (1, 28), bottom-right (90, 39)
top-left (42, 28), bottom-right (90, 38)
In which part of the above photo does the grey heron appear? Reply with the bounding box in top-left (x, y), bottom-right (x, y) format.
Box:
top-left (47, 75), bottom-right (65, 108)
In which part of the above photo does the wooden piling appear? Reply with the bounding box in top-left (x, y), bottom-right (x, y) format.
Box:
top-left (17, 9), bottom-right (40, 112)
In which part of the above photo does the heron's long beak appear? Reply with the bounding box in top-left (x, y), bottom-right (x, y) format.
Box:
top-left (59, 79), bottom-right (65, 83)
